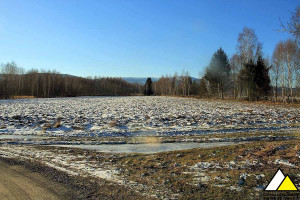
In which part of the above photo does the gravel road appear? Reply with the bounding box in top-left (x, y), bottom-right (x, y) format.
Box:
top-left (0, 161), bottom-right (68, 200)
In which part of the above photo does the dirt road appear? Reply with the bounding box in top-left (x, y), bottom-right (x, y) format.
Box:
top-left (0, 161), bottom-right (68, 200)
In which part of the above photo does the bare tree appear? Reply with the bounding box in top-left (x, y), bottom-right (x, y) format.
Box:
top-left (236, 27), bottom-right (263, 98)
top-left (1, 62), bottom-right (21, 98)
top-left (273, 39), bottom-right (299, 103)
top-left (272, 43), bottom-right (283, 102)
top-left (185, 71), bottom-right (192, 96)
top-left (230, 54), bottom-right (240, 99)
top-left (180, 70), bottom-right (187, 96)
top-left (237, 27), bottom-right (263, 64)
top-left (284, 39), bottom-right (298, 103)
top-left (280, 6), bottom-right (300, 41)
top-left (179, 70), bottom-right (192, 96)
top-left (0, 63), bottom-right (141, 98)
top-left (171, 72), bottom-right (178, 95)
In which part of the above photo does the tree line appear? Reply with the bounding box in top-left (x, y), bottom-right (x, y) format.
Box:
top-left (1, 6), bottom-right (299, 102)
top-left (145, 6), bottom-right (300, 102)
top-left (0, 63), bottom-right (141, 98)
top-left (148, 71), bottom-right (198, 96)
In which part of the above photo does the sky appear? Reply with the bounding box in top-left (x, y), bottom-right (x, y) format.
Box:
top-left (0, 0), bottom-right (298, 78)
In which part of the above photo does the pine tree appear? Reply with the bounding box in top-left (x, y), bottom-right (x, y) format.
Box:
top-left (144, 78), bottom-right (153, 96)
top-left (254, 56), bottom-right (271, 100)
top-left (204, 48), bottom-right (231, 99)
top-left (190, 80), bottom-right (199, 95)
top-left (238, 60), bottom-right (256, 100)
top-left (238, 57), bottom-right (271, 100)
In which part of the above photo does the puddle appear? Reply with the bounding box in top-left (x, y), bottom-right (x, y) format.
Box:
top-left (0, 135), bottom-right (46, 139)
top-left (53, 142), bottom-right (246, 154)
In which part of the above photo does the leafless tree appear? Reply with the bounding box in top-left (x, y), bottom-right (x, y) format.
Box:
top-left (237, 27), bottom-right (263, 64)
top-left (284, 39), bottom-right (298, 103)
top-left (230, 54), bottom-right (240, 99)
top-left (153, 71), bottom-right (194, 96)
top-left (272, 39), bottom-right (299, 103)
top-left (280, 6), bottom-right (300, 41)
top-left (236, 27), bottom-right (263, 98)
top-left (1, 62), bottom-right (22, 98)
top-left (272, 43), bottom-right (283, 102)
top-left (0, 63), bottom-right (140, 98)
top-left (179, 70), bottom-right (192, 96)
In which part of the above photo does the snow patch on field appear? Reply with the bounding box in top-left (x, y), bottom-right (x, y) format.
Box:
top-left (0, 96), bottom-right (299, 137)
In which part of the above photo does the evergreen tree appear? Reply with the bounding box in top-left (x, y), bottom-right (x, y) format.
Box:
top-left (204, 48), bottom-right (231, 99)
top-left (238, 57), bottom-right (271, 100)
top-left (190, 80), bottom-right (199, 95)
top-left (238, 60), bottom-right (256, 100)
top-left (144, 78), bottom-right (153, 96)
top-left (254, 56), bottom-right (271, 100)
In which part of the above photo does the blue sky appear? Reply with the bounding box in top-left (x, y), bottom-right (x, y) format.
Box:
top-left (0, 0), bottom-right (298, 78)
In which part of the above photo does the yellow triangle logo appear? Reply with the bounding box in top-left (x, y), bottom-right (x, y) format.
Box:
top-left (277, 176), bottom-right (298, 191)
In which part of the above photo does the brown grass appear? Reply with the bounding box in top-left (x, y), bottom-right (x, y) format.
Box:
top-left (53, 117), bottom-right (62, 128)
top-left (42, 123), bottom-right (52, 130)
top-left (109, 120), bottom-right (118, 127)
top-left (12, 96), bottom-right (35, 99)
top-left (53, 121), bottom-right (61, 128)
top-left (36, 137), bottom-right (300, 199)
top-left (161, 95), bottom-right (300, 107)
top-left (71, 125), bottom-right (85, 130)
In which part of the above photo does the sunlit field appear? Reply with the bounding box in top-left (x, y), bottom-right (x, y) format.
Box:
top-left (0, 96), bottom-right (299, 199)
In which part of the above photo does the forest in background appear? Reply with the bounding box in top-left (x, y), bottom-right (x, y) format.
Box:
top-left (0, 65), bottom-right (141, 98)
top-left (0, 6), bottom-right (299, 102)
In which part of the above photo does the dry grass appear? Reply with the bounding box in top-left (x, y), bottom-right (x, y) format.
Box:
top-left (71, 125), bottom-right (85, 130)
top-left (162, 95), bottom-right (300, 107)
top-left (12, 96), bottom-right (35, 99)
top-left (114, 139), bottom-right (300, 199)
top-left (54, 118), bottom-right (62, 128)
top-left (0, 125), bottom-right (6, 129)
top-left (36, 136), bottom-right (300, 199)
top-left (109, 120), bottom-right (118, 127)
top-left (42, 123), bottom-right (52, 130)
top-left (53, 122), bottom-right (61, 128)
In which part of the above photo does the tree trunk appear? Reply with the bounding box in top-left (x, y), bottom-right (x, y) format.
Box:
top-left (275, 82), bottom-right (278, 102)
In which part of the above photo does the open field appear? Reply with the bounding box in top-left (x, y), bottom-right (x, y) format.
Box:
top-left (0, 96), bottom-right (299, 136)
top-left (0, 96), bottom-right (299, 199)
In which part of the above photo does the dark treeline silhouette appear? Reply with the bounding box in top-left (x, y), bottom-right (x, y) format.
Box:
top-left (0, 62), bottom-right (141, 98)
top-left (144, 78), bottom-right (153, 96)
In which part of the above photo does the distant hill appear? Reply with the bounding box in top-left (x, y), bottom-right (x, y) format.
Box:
top-left (0, 74), bottom-right (199, 85)
top-left (121, 77), bottom-right (199, 84)
top-left (121, 77), bottom-right (159, 84)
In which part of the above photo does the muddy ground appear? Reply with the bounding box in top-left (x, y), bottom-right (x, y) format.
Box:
top-left (0, 160), bottom-right (68, 200)
top-left (0, 157), bottom-right (147, 200)
top-left (0, 132), bottom-right (299, 199)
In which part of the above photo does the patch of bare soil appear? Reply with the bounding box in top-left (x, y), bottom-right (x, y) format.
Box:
top-left (0, 157), bottom-right (148, 200)
top-left (0, 161), bottom-right (68, 200)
